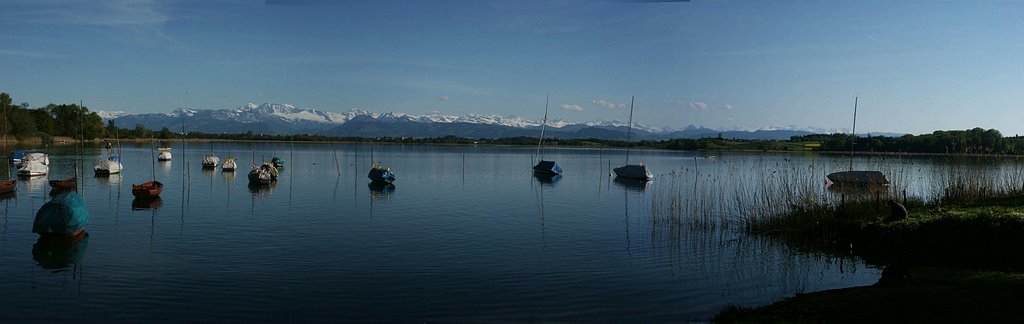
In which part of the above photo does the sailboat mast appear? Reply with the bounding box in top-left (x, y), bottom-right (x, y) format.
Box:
top-left (535, 94), bottom-right (549, 161)
top-left (151, 138), bottom-right (157, 181)
top-left (849, 96), bottom-right (858, 172)
top-left (625, 95), bottom-right (635, 164)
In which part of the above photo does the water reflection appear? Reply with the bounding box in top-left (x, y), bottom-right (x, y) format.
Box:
top-left (613, 177), bottom-right (651, 192)
top-left (131, 197), bottom-right (164, 210)
top-left (32, 232), bottom-right (89, 270)
top-left (0, 191), bottom-right (15, 201)
top-left (49, 187), bottom-right (76, 197)
top-left (368, 182), bottom-right (395, 199)
top-left (94, 173), bottom-right (122, 187)
top-left (533, 174), bottom-right (562, 187)
top-left (249, 180), bottom-right (278, 197)
top-left (22, 175), bottom-right (47, 192)
top-left (222, 169), bottom-right (236, 183)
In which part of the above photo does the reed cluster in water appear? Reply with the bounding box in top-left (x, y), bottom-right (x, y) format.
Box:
top-left (650, 153), bottom-right (1024, 240)
top-left (932, 155), bottom-right (1024, 204)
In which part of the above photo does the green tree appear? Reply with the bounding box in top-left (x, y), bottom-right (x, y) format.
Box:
top-left (134, 124), bottom-right (151, 138)
top-left (30, 109), bottom-right (55, 136)
top-left (0, 93), bottom-right (12, 137)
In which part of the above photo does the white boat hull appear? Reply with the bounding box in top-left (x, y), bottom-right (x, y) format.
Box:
top-left (202, 155), bottom-right (219, 168)
top-left (95, 159), bottom-right (123, 175)
top-left (17, 161), bottom-right (48, 177)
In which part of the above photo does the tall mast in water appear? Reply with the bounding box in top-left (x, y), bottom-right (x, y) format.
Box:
top-left (849, 96), bottom-right (858, 171)
top-left (535, 94), bottom-right (550, 162)
top-left (625, 96), bottom-right (635, 165)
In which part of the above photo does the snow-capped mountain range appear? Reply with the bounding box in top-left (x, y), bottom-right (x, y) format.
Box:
top-left (102, 103), bottom-right (869, 140)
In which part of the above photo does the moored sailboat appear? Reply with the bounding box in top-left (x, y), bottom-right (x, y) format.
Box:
top-left (222, 157), bottom-right (237, 172)
top-left (202, 153), bottom-right (219, 168)
top-left (366, 144), bottom-right (395, 184)
top-left (94, 155), bottom-right (122, 176)
top-left (532, 94), bottom-right (562, 176)
top-left (827, 97), bottom-right (889, 186)
top-left (157, 147), bottom-right (172, 161)
top-left (132, 141), bottom-right (163, 198)
top-left (248, 163), bottom-right (275, 185)
top-left (613, 96), bottom-right (653, 181)
top-left (18, 153), bottom-right (49, 176)
top-left (368, 162), bottom-right (396, 184)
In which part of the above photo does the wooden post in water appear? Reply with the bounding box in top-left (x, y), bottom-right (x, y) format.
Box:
top-left (333, 147), bottom-right (341, 176)
top-left (79, 100), bottom-right (86, 196)
top-left (849, 96), bottom-right (858, 172)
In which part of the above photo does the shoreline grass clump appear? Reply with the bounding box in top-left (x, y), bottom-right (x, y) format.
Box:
top-left (649, 152), bottom-right (1024, 262)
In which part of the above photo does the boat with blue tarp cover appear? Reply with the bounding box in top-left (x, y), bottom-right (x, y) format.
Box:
top-left (368, 162), bottom-right (396, 184)
top-left (33, 192), bottom-right (90, 237)
top-left (9, 150), bottom-right (26, 163)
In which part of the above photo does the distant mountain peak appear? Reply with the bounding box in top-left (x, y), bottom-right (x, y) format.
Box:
top-left (102, 102), bottom-right (862, 140)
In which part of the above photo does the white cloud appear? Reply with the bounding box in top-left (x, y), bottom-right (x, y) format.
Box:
top-left (560, 104), bottom-right (583, 112)
top-left (11, 0), bottom-right (169, 26)
top-left (0, 48), bottom-right (68, 59)
top-left (437, 96), bottom-right (450, 101)
top-left (723, 104), bottom-right (734, 111)
top-left (689, 101), bottom-right (710, 112)
top-left (592, 99), bottom-right (627, 109)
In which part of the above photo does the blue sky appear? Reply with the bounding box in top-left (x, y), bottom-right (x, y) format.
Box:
top-left (1, 0), bottom-right (1021, 135)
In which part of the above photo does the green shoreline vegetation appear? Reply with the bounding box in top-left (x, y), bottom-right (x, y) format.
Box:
top-left (7, 92), bottom-right (1024, 321)
top-left (4, 92), bottom-right (1024, 155)
top-left (704, 157), bottom-right (1024, 322)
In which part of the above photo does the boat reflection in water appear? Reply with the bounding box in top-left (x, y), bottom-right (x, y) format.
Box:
top-left (613, 177), bottom-right (652, 192)
top-left (22, 175), bottom-right (47, 192)
top-left (248, 180), bottom-right (278, 197)
top-left (94, 173), bottom-right (122, 187)
top-left (222, 168), bottom-right (236, 183)
top-left (49, 186), bottom-right (76, 197)
top-left (131, 196), bottom-right (164, 210)
top-left (533, 174), bottom-right (562, 187)
top-left (33, 231), bottom-right (89, 271)
top-left (368, 182), bottom-right (395, 199)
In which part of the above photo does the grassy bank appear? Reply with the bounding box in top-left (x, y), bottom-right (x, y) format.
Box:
top-left (713, 195), bottom-right (1024, 322)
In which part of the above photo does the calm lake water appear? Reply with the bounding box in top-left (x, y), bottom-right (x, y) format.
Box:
top-left (0, 142), bottom-right (889, 322)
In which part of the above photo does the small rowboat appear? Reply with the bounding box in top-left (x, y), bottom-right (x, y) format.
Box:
top-left (0, 180), bottom-right (16, 195)
top-left (131, 181), bottom-right (163, 198)
top-left (49, 176), bottom-right (77, 190)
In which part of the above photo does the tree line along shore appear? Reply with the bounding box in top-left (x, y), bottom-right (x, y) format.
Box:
top-left (5, 92), bottom-right (1024, 155)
